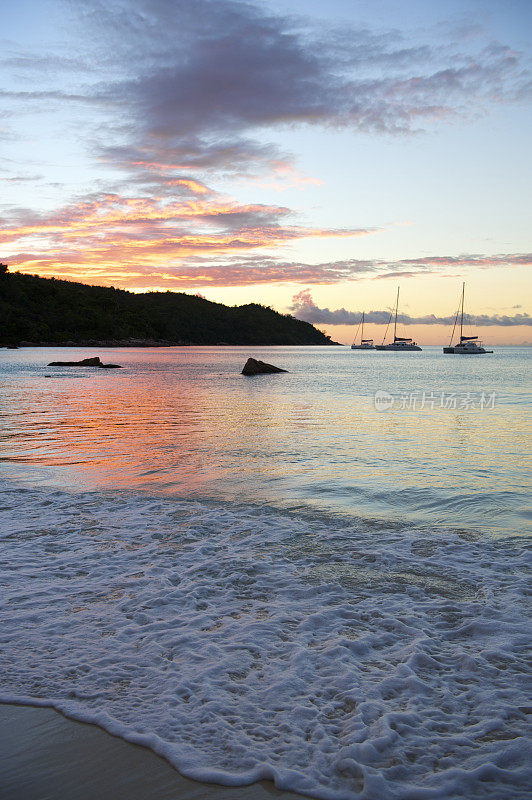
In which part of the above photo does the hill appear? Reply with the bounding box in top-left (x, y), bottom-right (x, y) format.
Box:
top-left (0, 267), bottom-right (335, 346)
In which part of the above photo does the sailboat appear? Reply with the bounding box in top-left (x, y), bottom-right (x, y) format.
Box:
top-left (375, 288), bottom-right (422, 351)
top-left (351, 312), bottom-right (374, 349)
top-left (443, 283), bottom-right (493, 354)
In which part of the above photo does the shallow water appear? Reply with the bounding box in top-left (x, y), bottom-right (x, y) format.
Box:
top-left (0, 704), bottom-right (300, 800)
top-left (1, 346), bottom-right (531, 799)
top-left (2, 346), bottom-right (530, 534)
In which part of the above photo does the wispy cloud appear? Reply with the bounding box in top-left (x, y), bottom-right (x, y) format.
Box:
top-left (4, 191), bottom-right (372, 286)
top-left (6, 221), bottom-right (530, 290)
top-left (290, 289), bottom-right (532, 327)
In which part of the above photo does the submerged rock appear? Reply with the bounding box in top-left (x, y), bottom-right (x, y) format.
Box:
top-left (241, 357), bottom-right (288, 375)
top-left (47, 357), bottom-right (121, 369)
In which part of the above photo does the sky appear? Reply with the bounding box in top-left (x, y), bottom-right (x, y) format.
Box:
top-left (1, 0), bottom-right (531, 344)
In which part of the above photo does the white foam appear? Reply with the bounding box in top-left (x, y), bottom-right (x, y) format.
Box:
top-left (1, 486), bottom-right (530, 799)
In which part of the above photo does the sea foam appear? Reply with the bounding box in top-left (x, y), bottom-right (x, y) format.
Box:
top-left (1, 486), bottom-right (530, 799)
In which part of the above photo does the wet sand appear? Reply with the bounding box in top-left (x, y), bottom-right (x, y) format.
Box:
top-left (0, 704), bottom-right (303, 800)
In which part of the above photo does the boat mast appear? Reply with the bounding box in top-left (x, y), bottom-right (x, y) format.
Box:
top-left (460, 282), bottom-right (465, 341)
top-left (448, 296), bottom-right (459, 346)
top-left (393, 287), bottom-right (399, 341)
top-left (361, 311), bottom-right (364, 343)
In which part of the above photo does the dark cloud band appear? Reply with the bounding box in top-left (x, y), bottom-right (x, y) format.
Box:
top-left (290, 290), bottom-right (532, 327)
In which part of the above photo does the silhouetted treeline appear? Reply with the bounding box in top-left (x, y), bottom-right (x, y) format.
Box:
top-left (0, 267), bottom-right (334, 346)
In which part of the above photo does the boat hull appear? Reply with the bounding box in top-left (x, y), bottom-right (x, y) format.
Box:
top-left (443, 346), bottom-right (492, 354)
top-left (375, 344), bottom-right (422, 351)
top-left (351, 344), bottom-right (374, 350)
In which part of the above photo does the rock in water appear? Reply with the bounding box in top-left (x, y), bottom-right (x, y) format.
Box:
top-left (47, 357), bottom-right (121, 368)
top-left (48, 357), bottom-right (101, 366)
top-left (241, 357), bottom-right (288, 375)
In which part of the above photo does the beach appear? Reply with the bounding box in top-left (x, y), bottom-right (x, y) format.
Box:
top-left (0, 704), bottom-right (301, 800)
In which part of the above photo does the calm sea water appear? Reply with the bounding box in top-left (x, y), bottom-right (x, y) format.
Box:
top-left (1, 346), bottom-right (530, 534)
top-left (1, 346), bottom-right (531, 799)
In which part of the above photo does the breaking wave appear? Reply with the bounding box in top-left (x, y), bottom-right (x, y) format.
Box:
top-left (1, 486), bottom-right (530, 799)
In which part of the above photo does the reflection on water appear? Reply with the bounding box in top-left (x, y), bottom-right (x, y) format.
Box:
top-left (1, 346), bottom-right (530, 535)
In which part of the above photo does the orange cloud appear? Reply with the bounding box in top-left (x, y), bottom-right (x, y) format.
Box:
top-left (4, 190), bottom-right (373, 288)
top-left (249, 160), bottom-right (324, 192)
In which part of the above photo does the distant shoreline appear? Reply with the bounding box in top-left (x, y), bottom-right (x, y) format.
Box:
top-left (0, 271), bottom-right (336, 347)
top-left (3, 340), bottom-right (339, 348)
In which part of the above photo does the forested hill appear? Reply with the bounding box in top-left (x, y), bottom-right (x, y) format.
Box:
top-left (0, 268), bottom-right (335, 346)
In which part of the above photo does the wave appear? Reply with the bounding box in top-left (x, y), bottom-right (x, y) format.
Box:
top-left (1, 486), bottom-right (530, 799)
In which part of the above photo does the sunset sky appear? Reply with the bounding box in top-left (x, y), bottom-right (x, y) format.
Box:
top-left (1, 0), bottom-right (531, 343)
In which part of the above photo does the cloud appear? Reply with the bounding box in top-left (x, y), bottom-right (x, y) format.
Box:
top-left (381, 254), bottom-right (532, 269)
top-left (0, 42), bottom-right (97, 71)
top-left (0, 173), bottom-right (43, 183)
top-left (72, 0), bottom-right (531, 221)
top-left (6, 0), bottom-right (525, 178)
top-left (97, 139), bottom-right (284, 182)
top-left (3, 190), bottom-right (372, 287)
top-left (281, 252), bottom-right (532, 280)
top-left (5, 197), bottom-right (530, 292)
top-left (290, 290), bottom-right (532, 327)
top-left (289, 290), bottom-right (363, 325)
top-left (248, 161), bottom-right (324, 192)
top-left (95, 1), bottom-right (529, 137)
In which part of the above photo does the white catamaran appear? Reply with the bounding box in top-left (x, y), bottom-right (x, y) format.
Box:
top-left (443, 283), bottom-right (493, 354)
top-left (351, 311), bottom-right (375, 349)
top-left (375, 288), bottom-right (422, 351)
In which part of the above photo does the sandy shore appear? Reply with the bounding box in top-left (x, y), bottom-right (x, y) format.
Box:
top-left (0, 704), bottom-right (303, 800)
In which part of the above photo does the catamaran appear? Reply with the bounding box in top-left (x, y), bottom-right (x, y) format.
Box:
top-left (351, 311), bottom-right (374, 349)
top-left (443, 283), bottom-right (493, 354)
top-left (375, 288), bottom-right (422, 351)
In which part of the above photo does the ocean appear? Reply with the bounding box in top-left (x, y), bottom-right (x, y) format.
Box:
top-left (1, 345), bottom-right (530, 799)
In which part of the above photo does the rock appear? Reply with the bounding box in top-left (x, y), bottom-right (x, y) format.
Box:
top-left (47, 357), bottom-right (122, 368)
top-left (241, 357), bottom-right (288, 375)
top-left (48, 357), bottom-right (101, 366)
